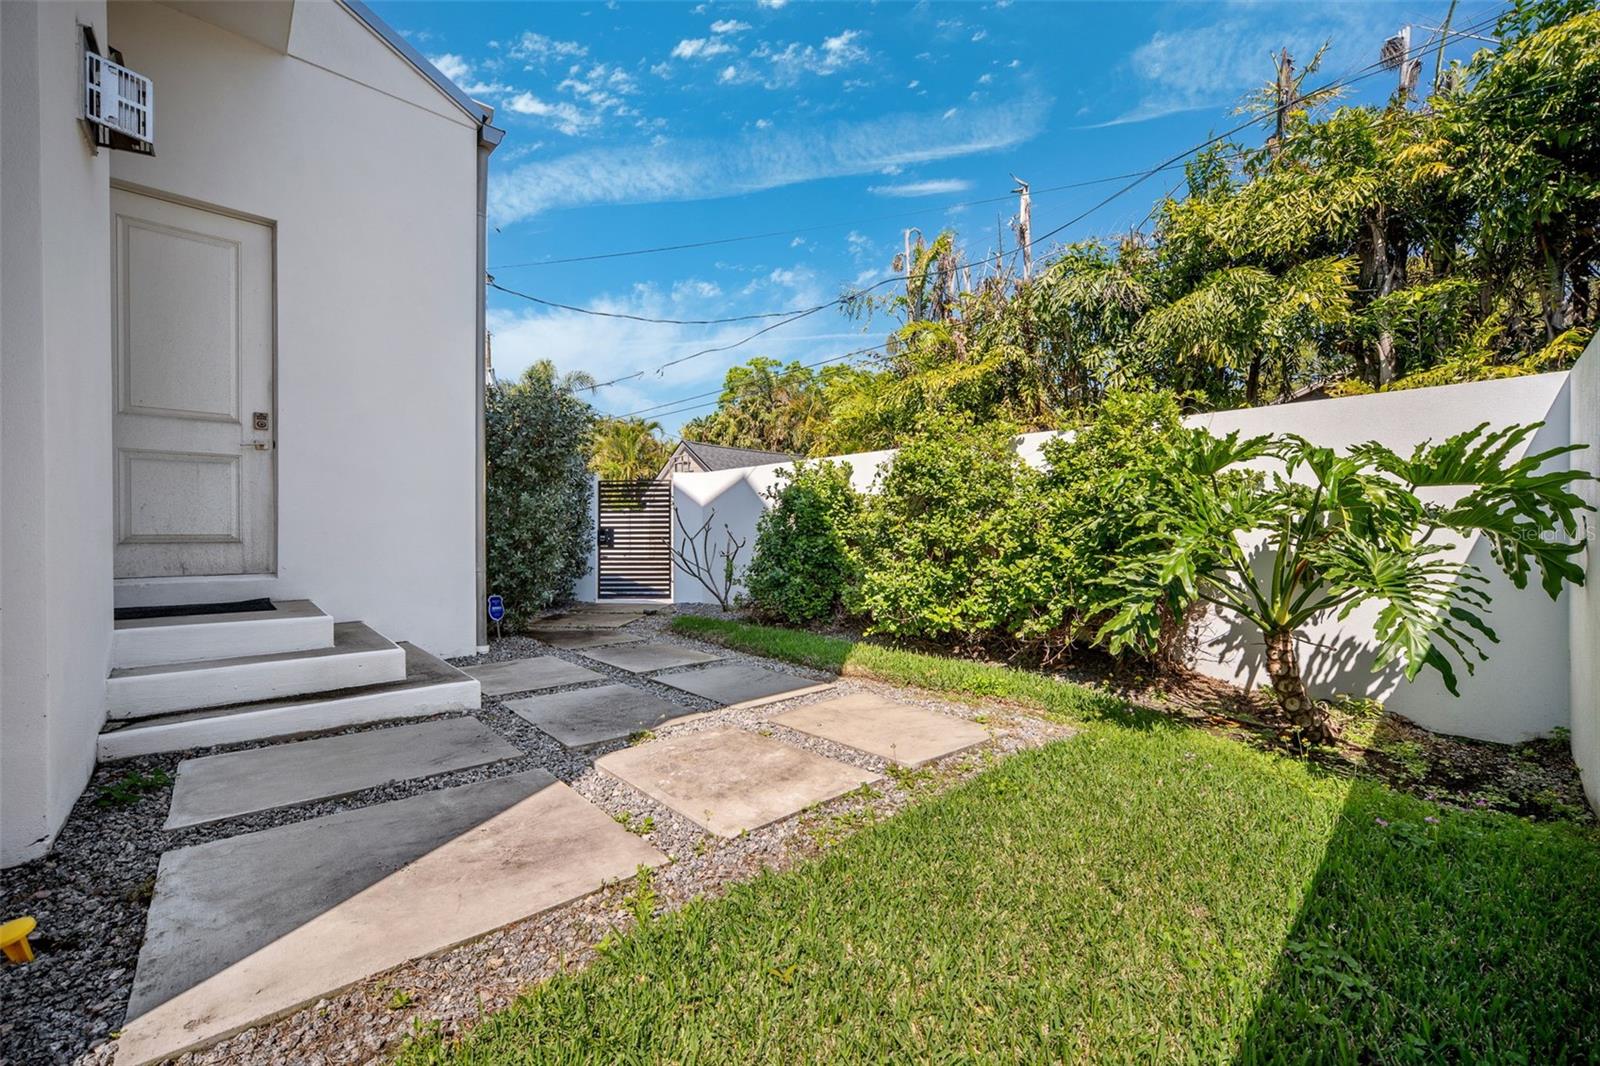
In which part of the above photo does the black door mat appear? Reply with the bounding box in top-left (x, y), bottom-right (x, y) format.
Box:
top-left (115, 598), bottom-right (275, 622)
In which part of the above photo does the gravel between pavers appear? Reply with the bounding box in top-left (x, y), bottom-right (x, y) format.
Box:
top-left (0, 608), bottom-right (1070, 1066)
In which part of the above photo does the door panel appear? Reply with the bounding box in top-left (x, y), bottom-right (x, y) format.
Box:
top-left (113, 190), bottom-right (275, 578)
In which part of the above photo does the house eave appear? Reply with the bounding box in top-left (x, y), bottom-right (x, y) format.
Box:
top-left (335, 0), bottom-right (499, 141)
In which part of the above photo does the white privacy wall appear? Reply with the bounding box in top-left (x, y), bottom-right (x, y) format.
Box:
top-left (103, 1), bottom-right (482, 657)
top-left (671, 369), bottom-right (1594, 748)
top-left (1569, 336), bottom-right (1600, 807)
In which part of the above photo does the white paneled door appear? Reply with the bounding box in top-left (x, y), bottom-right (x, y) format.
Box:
top-left (112, 190), bottom-right (275, 579)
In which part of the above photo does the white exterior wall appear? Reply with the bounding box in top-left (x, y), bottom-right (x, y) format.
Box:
top-left (1569, 337), bottom-right (1600, 805)
top-left (672, 373), bottom-right (1582, 746)
top-left (1, 0), bottom-right (116, 866)
top-left (1184, 374), bottom-right (1573, 742)
top-left (104, 0), bottom-right (482, 657)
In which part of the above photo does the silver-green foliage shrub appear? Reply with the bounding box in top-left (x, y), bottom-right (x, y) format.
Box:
top-left (485, 363), bottom-right (596, 627)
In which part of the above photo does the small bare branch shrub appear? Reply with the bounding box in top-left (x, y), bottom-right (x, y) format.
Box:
top-left (672, 507), bottom-right (747, 610)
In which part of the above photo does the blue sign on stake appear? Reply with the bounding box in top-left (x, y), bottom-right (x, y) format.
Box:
top-left (487, 595), bottom-right (505, 622)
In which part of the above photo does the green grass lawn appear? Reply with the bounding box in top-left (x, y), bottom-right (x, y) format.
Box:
top-left (399, 620), bottom-right (1600, 1065)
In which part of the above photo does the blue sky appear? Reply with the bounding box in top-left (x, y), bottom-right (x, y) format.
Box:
top-left (373, 0), bottom-right (1499, 433)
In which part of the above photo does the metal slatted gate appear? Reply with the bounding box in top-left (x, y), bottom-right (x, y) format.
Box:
top-left (597, 479), bottom-right (673, 600)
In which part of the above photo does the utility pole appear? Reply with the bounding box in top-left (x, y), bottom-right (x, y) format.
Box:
top-left (1433, 0), bottom-right (1459, 95)
top-left (1010, 176), bottom-right (1032, 280)
top-left (1269, 48), bottom-right (1294, 162)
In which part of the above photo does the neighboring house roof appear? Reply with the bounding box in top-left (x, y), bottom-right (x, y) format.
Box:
top-left (338, 0), bottom-right (504, 145)
top-left (665, 441), bottom-right (796, 474)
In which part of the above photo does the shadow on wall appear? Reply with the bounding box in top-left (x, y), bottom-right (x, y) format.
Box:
top-left (1193, 389), bottom-right (1577, 743)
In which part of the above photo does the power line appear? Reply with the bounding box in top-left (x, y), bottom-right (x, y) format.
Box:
top-left (500, 14), bottom-right (1498, 344)
top-left (617, 343), bottom-right (891, 420)
top-left (488, 11), bottom-right (1496, 275)
top-left (555, 14), bottom-right (1504, 393)
top-left (487, 163), bottom-right (1202, 272)
top-left (488, 280), bottom-right (835, 326)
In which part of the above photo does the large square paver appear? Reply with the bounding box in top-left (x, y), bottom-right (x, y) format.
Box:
top-left (598, 727), bottom-right (876, 837)
top-left (535, 630), bottom-right (646, 651)
top-left (505, 684), bottom-right (701, 749)
top-left (529, 606), bottom-right (648, 632)
top-left (464, 656), bottom-right (604, 696)
top-left (771, 693), bottom-right (990, 767)
top-left (117, 771), bottom-right (664, 1066)
top-left (164, 717), bottom-right (522, 829)
top-left (579, 641), bottom-right (722, 674)
top-left (653, 662), bottom-right (833, 708)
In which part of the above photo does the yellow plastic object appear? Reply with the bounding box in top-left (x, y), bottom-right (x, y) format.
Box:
top-left (1, 916), bottom-right (37, 963)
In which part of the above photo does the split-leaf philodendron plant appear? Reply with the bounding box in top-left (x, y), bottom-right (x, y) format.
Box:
top-left (1096, 422), bottom-right (1594, 743)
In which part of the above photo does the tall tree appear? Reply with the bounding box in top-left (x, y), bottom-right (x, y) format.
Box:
top-left (681, 357), bottom-right (829, 454)
top-left (590, 417), bottom-right (670, 480)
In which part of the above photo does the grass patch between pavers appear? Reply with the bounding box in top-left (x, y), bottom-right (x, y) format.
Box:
top-left (397, 621), bottom-right (1600, 1064)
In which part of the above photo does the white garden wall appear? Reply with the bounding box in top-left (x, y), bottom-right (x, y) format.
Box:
top-left (1569, 336), bottom-right (1600, 807)
top-left (668, 363), bottom-right (1600, 751)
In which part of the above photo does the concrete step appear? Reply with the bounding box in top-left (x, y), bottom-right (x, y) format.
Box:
top-left (106, 622), bottom-right (406, 721)
top-left (99, 643), bottom-right (480, 760)
top-left (112, 600), bottom-right (334, 669)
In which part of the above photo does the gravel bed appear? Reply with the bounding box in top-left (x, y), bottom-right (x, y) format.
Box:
top-left (0, 609), bottom-right (1068, 1066)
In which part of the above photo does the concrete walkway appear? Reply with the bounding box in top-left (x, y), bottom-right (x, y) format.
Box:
top-left (164, 717), bottom-right (520, 829)
top-left (119, 773), bottom-right (664, 1065)
top-left (120, 621), bottom-right (998, 1064)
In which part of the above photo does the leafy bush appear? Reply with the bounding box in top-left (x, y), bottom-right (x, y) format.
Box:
top-left (1025, 391), bottom-right (1199, 657)
top-left (486, 361), bottom-right (596, 627)
top-left (842, 396), bottom-right (1196, 659)
top-left (743, 460), bottom-right (862, 625)
top-left (854, 414), bottom-right (1035, 642)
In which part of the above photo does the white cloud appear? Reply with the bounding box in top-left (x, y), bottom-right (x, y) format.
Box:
top-left (502, 93), bottom-right (596, 136)
top-left (757, 0), bottom-right (788, 8)
top-left (484, 277), bottom-right (853, 430)
top-left (710, 19), bottom-right (751, 34)
top-left (942, 107), bottom-right (958, 119)
top-left (672, 37), bottom-right (738, 60)
top-left (756, 28), bottom-right (871, 85)
top-left (1106, 7), bottom-right (1392, 126)
top-left (907, 79), bottom-right (920, 89)
top-left (428, 53), bottom-right (472, 83)
top-left (977, 73), bottom-right (993, 85)
top-left (754, 117), bottom-right (773, 129)
top-left (971, 29), bottom-right (988, 42)
top-left (507, 31), bottom-right (588, 65)
top-left (556, 62), bottom-right (640, 115)
top-left (867, 178), bottom-right (974, 197)
top-left (491, 96), bottom-right (1049, 223)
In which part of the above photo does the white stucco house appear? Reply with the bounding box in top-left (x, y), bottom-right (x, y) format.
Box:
top-left (2, 0), bottom-right (502, 866)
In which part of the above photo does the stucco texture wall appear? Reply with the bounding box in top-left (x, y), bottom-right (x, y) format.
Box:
top-left (103, 0), bottom-right (482, 657)
top-left (669, 373), bottom-right (1581, 746)
top-left (2, 0), bottom-right (116, 866)
top-left (1568, 337), bottom-right (1600, 806)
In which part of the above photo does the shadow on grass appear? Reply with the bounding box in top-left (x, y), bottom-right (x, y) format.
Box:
top-left (675, 615), bottom-right (1600, 1062)
top-left (1232, 780), bottom-right (1600, 1064)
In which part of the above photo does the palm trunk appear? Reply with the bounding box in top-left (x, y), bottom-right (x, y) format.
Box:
top-left (1358, 211), bottom-right (1399, 387)
top-left (1263, 629), bottom-right (1335, 744)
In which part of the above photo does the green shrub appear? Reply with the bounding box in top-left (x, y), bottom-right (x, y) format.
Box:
top-left (853, 413), bottom-right (1036, 642)
top-left (486, 361), bottom-right (596, 627)
top-left (844, 394), bottom-right (1195, 659)
top-left (1026, 390), bottom-right (1197, 656)
top-left (743, 460), bottom-right (863, 625)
